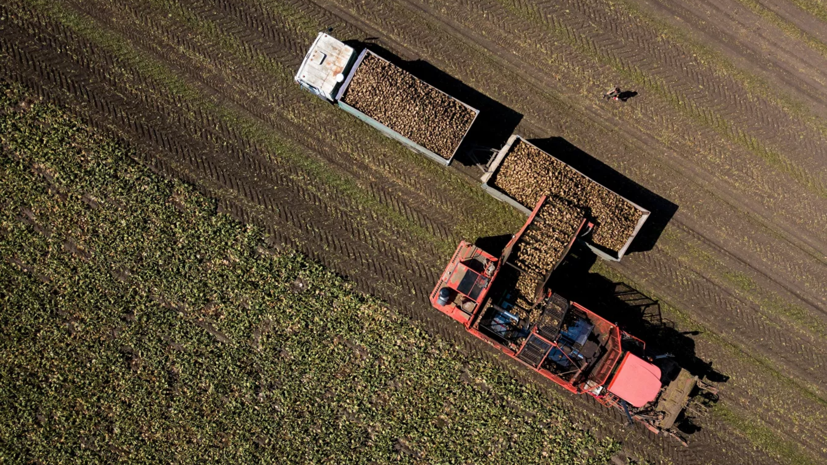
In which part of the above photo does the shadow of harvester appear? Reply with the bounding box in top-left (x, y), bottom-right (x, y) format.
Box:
top-left (550, 244), bottom-right (727, 433)
top-left (551, 244), bottom-right (727, 382)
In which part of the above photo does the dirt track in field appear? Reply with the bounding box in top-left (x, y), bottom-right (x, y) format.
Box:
top-left (1, 0), bottom-right (825, 463)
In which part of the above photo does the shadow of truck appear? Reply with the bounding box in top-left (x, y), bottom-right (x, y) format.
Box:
top-left (344, 40), bottom-right (523, 168)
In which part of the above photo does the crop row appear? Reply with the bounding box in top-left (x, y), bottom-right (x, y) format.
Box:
top-left (0, 81), bottom-right (619, 463)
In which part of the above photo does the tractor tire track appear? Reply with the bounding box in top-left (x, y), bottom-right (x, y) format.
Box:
top-left (538, 0), bottom-right (827, 185)
top-left (6, 0), bottom-right (453, 283)
top-left (78, 0), bottom-right (474, 228)
top-left (313, 0), bottom-right (827, 371)
top-left (402, 0), bottom-right (827, 247)
top-left (0, 14), bottom-right (438, 302)
top-left (3, 0), bottom-right (824, 463)
top-left (294, 1), bottom-right (827, 463)
top-left (0, 7), bottom-right (688, 463)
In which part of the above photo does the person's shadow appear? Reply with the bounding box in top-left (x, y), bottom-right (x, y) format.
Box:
top-left (618, 90), bottom-right (638, 102)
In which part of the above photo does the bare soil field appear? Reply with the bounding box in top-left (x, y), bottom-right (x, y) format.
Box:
top-left (1, 0), bottom-right (825, 463)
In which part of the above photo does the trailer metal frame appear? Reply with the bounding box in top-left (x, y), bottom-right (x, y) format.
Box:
top-left (482, 135), bottom-right (651, 261)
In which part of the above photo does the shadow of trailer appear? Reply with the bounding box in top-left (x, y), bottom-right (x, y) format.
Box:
top-left (344, 40), bottom-right (523, 170)
top-left (296, 33), bottom-right (480, 166)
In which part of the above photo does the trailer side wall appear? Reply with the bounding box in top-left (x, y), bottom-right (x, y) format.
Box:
top-left (482, 135), bottom-right (650, 261)
top-left (337, 50), bottom-right (479, 165)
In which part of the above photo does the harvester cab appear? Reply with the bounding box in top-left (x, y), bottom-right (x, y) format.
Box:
top-left (605, 352), bottom-right (662, 408)
top-left (595, 333), bottom-right (701, 439)
top-left (430, 241), bottom-right (499, 324)
top-left (605, 350), bottom-right (700, 436)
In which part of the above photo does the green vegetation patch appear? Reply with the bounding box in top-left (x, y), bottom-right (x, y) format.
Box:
top-left (0, 82), bottom-right (618, 463)
top-left (711, 403), bottom-right (817, 465)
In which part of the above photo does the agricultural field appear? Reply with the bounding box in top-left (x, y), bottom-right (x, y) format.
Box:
top-left (0, 0), bottom-right (825, 464)
top-left (0, 84), bottom-right (619, 463)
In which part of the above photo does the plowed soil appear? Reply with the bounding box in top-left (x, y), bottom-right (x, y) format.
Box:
top-left (1, 0), bottom-right (825, 464)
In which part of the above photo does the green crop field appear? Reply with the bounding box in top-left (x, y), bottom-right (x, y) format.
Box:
top-left (0, 82), bottom-right (619, 463)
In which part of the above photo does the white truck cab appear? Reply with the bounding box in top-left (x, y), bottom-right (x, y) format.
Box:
top-left (294, 33), bottom-right (355, 102)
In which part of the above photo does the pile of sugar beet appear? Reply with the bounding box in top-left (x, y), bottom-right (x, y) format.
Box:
top-left (491, 139), bottom-right (643, 252)
top-left (506, 197), bottom-right (584, 309)
top-left (341, 53), bottom-right (476, 160)
top-left (510, 197), bottom-right (585, 277)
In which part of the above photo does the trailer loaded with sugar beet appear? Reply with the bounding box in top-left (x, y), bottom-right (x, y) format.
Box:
top-left (297, 33), bottom-right (714, 444)
top-left (295, 33), bottom-right (479, 165)
top-left (295, 35), bottom-right (644, 263)
top-left (482, 135), bottom-right (650, 261)
top-left (430, 195), bottom-right (716, 444)
top-left (297, 36), bottom-right (647, 259)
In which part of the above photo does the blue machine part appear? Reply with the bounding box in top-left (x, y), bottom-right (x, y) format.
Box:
top-left (489, 310), bottom-right (531, 340)
top-left (546, 346), bottom-right (571, 368)
top-left (489, 311), bottom-right (519, 337)
top-left (547, 346), bottom-right (585, 367)
top-left (560, 318), bottom-right (594, 347)
top-left (437, 287), bottom-right (451, 306)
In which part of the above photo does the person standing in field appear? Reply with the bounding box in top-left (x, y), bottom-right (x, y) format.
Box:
top-left (604, 86), bottom-right (621, 101)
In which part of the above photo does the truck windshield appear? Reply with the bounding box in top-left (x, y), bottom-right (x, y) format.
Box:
top-left (456, 269), bottom-right (488, 301)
